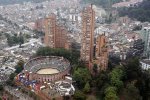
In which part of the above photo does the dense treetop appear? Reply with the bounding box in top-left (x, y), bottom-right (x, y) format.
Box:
top-left (118, 0), bottom-right (150, 22)
top-left (36, 47), bottom-right (80, 64)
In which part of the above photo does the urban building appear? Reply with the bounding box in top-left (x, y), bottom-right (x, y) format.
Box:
top-left (34, 18), bottom-right (45, 32)
top-left (80, 5), bottom-right (95, 70)
top-left (140, 59), bottom-right (150, 70)
top-left (55, 25), bottom-right (70, 49)
top-left (141, 27), bottom-right (150, 58)
top-left (80, 6), bottom-right (109, 71)
top-left (127, 39), bottom-right (144, 58)
top-left (44, 14), bottom-right (57, 48)
top-left (95, 34), bottom-right (108, 70)
top-left (44, 14), bottom-right (70, 49)
top-left (22, 56), bottom-right (71, 82)
top-left (15, 56), bottom-right (75, 98)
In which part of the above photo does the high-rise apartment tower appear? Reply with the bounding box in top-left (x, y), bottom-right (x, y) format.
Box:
top-left (80, 6), bottom-right (95, 68)
top-left (44, 14), bottom-right (56, 48)
top-left (95, 34), bottom-right (108, 70)
top-left (44, 14), bottom-right (70, 49)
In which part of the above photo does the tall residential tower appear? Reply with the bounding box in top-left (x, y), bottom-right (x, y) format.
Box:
top-left (95, 34), bottom-right (108, 70)
top-left (44, 14), bottom-right (70, 49)
top-left (44, 14), bottom-right (56, 48)
top-left (80, 5), bottom-right (95, 69)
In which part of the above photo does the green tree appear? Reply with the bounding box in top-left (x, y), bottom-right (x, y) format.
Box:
top-left (83, 82), bottom-right (91, 93)
top-left (6, 33), bottom-right (24, 46)
top-left (135, 70), bottom-right (150, 100)
top-left (73, 67), bottom-right (91, 88)
top-left (93, 64), bottom-right (98, 74)
top-left (24, 34), bottom-right (31, 39)
top-left (36, 47), bottom-right (80, 64)
top-left (0, 85), bottom-right (3, 91)
top-left (110, 67), bottom-right (124, 90)
top-left (15, 60), bottom-right (24, 74)
top-left (7, 36), bottom-right (14, 46)
top-left (81, 0), bottom-right (123, 8)
top-left (73, 90), bottom-right (86, 100)
top-left (6, 73), bottom-right (16, 86)
top-left (19, 36), bottom-right (24, 47)
top-left (123, 83), bottom-right (142, 100)
top-left (104, 86), bottom-right (119, 100)
top-left (9, 73), bottom-right (16, 81)
top-left (118, 0), bottom-right (150, 22)
top-left (125, 57), bottom-right (142, 80)
top-left (95, 71), bottom-right (109, 89)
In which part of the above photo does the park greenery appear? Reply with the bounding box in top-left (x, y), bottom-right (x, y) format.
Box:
top-left (73, 67), bottom-right (91, 88)
top-left (5, 33), bottom-right (24, 47)
top-left (35, 47), bottom-right (150, 100)
top-left (36, 47), bottom-right (80, 65)
top-left (118, 0), bottom-right (150, 22)
top-left (73, 90), bottom-right (86, 100)
top-left (15, 60), bottom-right (24, 74)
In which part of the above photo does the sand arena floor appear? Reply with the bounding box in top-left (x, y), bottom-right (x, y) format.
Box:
top-left (36, 68), bottom-right (59, 75)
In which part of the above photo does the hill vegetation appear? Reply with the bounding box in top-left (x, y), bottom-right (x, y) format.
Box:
top-left (81, 0), bottom-right (123, 8)
top-left (118, 0), bottom-right (150, 22)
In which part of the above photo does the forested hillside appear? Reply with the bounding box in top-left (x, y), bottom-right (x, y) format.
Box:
top-left (81, 0), bottom-right (123, 8)
top-left (118, 0), bottom-right (150, 22)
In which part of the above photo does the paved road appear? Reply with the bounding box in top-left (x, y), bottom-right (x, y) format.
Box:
top-left (4, 38), bottom-right (42, 51)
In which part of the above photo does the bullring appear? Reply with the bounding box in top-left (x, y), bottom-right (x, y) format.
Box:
top-left (23, 56), bottom-right (70, 82)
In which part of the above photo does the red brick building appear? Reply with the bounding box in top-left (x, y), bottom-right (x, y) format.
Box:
top-left (44, 14), bottom-right (70, 49)
top-left (80, 5), bottom-right (95, 70)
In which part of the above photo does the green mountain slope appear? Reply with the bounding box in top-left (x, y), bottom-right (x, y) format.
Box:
top-left (118, 0), bottom-right (150, 22)
top-left (81, 0), bottom-right (123, 8)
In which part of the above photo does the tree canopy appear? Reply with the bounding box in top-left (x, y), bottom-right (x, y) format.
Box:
top-left (83, 82), bottom-right (91, 93)
top-left (110, 67), bottom-right (124, 90)
top-left (15, 60), bottom-right (24, 74)
top-left (5, 33), bottom-right (24, 47)
top-left (123, 83), bottom-right (142, 100)
top-left (81, 0), bottom-right (123, 8)
top-left (104, 86), bottom-right (119, 100)
top-left (36, 47), bottom-right (80, 64)
top-left (118, 0), bottom-right (150, 22)
top-left (73, 90), bottom-right (86, 100)
top-left (73, 67), bottom-right (91, 88)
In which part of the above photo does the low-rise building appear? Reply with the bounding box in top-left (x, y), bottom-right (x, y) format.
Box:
top-left (140, 59), bottom-right (150, 70)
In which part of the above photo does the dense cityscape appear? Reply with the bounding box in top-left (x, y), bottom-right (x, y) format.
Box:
top-left (0, 0), bottom-right (149, 100)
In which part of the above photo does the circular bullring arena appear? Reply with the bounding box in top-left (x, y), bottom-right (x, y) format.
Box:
top-left (24, 56), bottom-right (70, 82)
